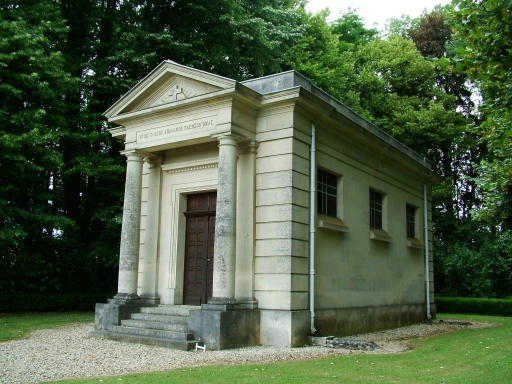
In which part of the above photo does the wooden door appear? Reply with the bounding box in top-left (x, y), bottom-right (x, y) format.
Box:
top-left (183, 192), bottom-right (216, 305)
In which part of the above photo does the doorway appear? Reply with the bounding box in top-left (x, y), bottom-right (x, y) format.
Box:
top-left (183, 192), bottom-right (216, 305)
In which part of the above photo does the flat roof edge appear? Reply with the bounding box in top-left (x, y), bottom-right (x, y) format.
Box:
top-left (242, 71), bottom-right (433, 170)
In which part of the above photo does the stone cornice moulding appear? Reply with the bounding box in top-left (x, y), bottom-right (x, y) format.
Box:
top-left (162, 158), bottom-right (219, 174)
top-left (108, 89), bottom-right (236, 125)
top-left (109, 126), bottom-right (127, 140)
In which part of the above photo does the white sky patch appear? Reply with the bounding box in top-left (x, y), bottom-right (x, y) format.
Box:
top-left (306, 0), bottom-right (452, 30)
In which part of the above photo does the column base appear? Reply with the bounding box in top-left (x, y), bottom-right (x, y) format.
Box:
top-left (139, 294), bottom-right (160, 305)
top-left (203, 297), bottom-right (238, 311)
top-left (201, 303), bottom-right (237, 311)
top-left (110, 293), bottom-right (142, 305)
top-left (236, 297), bottom-right (258, 310)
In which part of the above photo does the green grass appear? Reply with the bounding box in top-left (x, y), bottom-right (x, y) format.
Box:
top-left (0, 312), bottom-right (94, 341)
top-left (54, 313), bottom-right (512, 384)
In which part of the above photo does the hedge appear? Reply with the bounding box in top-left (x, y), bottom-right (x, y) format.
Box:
top-left (0, 293), bottom-right (115, 312)
top-left (436, 296), bottom-right (512, 317)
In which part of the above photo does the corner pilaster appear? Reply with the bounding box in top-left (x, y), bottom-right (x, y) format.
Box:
top-left (236, 141), bottom-right (259, 309)
top-left (139, 155), bottom-right (165, 304)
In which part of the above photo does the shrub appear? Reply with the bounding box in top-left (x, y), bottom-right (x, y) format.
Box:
top-left (435, 231), bottom-right (512, 298)
top-left (436, 296), bottom-right (512, 316)
top-left (0, 293), bottom-right (114, 312)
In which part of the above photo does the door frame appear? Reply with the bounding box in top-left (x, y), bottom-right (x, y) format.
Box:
top-left (182, 192), bottom-right (217, 305)
top-left (158, 161), bottom-right (218, 305)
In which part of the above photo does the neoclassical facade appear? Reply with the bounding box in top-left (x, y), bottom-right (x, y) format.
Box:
top-left (93, 61), bottom-right (441, 350)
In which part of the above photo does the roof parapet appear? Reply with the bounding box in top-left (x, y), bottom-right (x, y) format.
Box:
top-left (241, 71), bottom-right (432, 171)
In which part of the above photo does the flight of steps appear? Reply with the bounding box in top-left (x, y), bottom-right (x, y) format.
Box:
top-left (97, 305), bottom-right (202, 351)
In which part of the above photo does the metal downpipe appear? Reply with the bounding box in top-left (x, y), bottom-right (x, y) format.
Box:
top-left (423, 184), bottom-right (432, 319)
top-left (309, 123), bottom-right (317, 334)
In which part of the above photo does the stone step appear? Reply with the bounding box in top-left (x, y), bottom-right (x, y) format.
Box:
top-left (140, 305), bottom-right (200, 317)
top-left (90, 330), bottom-right (202, 351)
top-left (121, 319), bottom-right (189, 332)
top-left (111, 325), bottom-right (194, 340)
top-left (130, 313), bottom-right (189, 324)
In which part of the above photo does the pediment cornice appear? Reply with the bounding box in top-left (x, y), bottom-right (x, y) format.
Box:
top-left (104, 61), bottom-right (237, 120)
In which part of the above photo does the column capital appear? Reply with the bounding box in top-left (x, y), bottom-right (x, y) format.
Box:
top-left (238, 140), bottom-right (259, 155)
top-left (144, 155), bottom-right (165, 168)
top-left (212, 133), bottom-right (245, 146)
top-left (120, 149), bottom-right (152, 159)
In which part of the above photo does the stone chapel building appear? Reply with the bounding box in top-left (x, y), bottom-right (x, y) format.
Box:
top-left (92, 61), bottom-right (441, 350)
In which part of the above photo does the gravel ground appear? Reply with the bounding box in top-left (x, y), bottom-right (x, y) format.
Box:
top-left (0, 319), bottom-right (495, 384)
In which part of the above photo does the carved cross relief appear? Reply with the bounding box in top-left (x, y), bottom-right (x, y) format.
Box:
top-left (162, 84), bottom-right (191, 103)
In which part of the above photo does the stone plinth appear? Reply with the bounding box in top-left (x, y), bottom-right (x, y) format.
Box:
top-left (189, 308), bottom-right (260, 350)
top-left (93, 301), bottom-right (144, 332)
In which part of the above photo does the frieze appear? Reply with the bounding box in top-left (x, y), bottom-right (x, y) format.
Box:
top-left (161, 158), bottom-right (219, 174)
top-left (136, 116), bottom-right (217, 145)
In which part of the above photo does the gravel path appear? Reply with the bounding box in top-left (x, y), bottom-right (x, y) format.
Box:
top-left (0, 320), bottom-right (495, 383)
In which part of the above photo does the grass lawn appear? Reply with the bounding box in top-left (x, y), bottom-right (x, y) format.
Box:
top-left (0, 312), bottom-right (94, 341)
top-left (47, 313), bottom-right (511, 384)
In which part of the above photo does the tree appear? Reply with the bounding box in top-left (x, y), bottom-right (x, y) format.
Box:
top-left (384, 14), bottom-right (420, 37)
top-left (448, 0), bottom-right (512, 229)
top-left (1, 0), bottom-right (306, 294)
top-left (0, 0), bottom-right (77, 292)
top-left (330, 8), bottom-right (378, 52)
top-left (283, 8), bottom-right (361, 109)
top-left (408, 8), bottom-right (480, 226)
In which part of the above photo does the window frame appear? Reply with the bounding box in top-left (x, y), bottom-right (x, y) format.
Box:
top-left (406, 204), bottom-right (423, 249)
top-left (406, 204), bottom-right (416, 238)
top-left (369, 189), bottom-right (384, 230)
top-left (317, 168), bottom-right (338, 218)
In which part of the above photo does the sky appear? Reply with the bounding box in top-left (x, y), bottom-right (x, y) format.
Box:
top-left (306, 0), bottom-right (452, 30)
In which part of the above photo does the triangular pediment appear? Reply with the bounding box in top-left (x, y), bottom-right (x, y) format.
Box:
top-left (105, 61), bottom-right (237, 119)
top-left (123, 74), bottom-right (222, 113)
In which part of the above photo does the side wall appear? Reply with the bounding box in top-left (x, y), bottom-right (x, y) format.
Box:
top-left (294, 111), bottom-right (435, 336)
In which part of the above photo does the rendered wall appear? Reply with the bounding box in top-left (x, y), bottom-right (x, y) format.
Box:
top-left (293, 110), bottom-right (435, 336)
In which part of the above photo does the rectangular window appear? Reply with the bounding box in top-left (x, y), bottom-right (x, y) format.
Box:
top-left (317, 169), bottom-right (337, 217)
top-left (406, 205), bottom-right (416, 238)
top-left (370, 190), bottom-right (383, 229)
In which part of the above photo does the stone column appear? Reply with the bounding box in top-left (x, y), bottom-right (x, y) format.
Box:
top-left (209, 134), bottom-right (240, 306)
top-left (139, 155), bottom-right (164, 304)
top-left (235, 141), bottom-right (259, 309)
top-left (114, 150), bottom-right (146, 302)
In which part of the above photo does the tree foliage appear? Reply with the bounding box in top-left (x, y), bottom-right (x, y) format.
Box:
top-left (448, 0), bottom-right (512, 229)
top-left (1, 1), bottom-right (510, 298)
top-left (0, 0), bottom-right (77, 292)
top-left (0, 0), bottom-right (305, 293)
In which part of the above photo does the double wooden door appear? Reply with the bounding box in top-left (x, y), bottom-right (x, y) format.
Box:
top-left (183, 192), bottom-right (216, 305)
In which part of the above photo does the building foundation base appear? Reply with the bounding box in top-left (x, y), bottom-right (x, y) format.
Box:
top-left (189, 307), bottom-right (260, 350)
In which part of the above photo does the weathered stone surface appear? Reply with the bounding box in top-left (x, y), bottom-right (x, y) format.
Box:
top-left (189, 308), bottom-right (260, 350)
top-left (210, 135), bottom-right (239, 304)
top-left (259, 309), bottom-right (310, 347)
top-left (92, 305), bottom-right (200, 350)
top-left (326, 338), bottom-right (380, 351)
top-left (93, 302), bottom-right (143, 331)
top-left (117, 151), bottom-right (146, 298)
